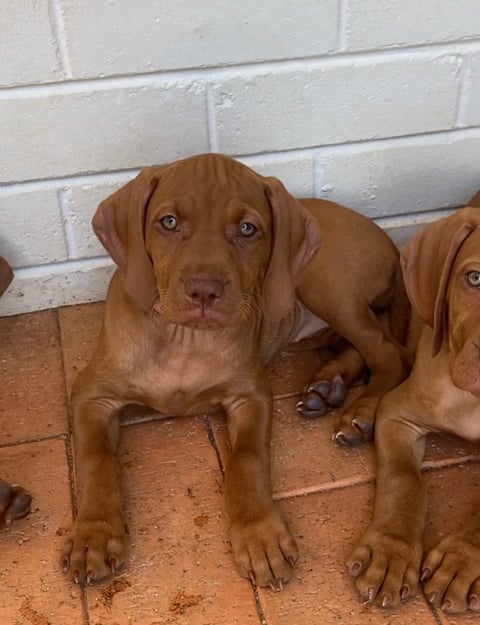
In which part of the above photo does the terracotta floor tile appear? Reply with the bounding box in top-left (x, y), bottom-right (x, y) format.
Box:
top-left (0, 309), bottom-right (68, 442)
top-left (268, 347), bottom-right (329, 399)
top-left (86, 416), bottom-right (261, 625)
top-left (258, 486), bottom-right (438, 625)
top-left (0, 439), bottom-right (84, 625)
top-left (58, 302), bottom-right (105, 393)
top-left (4, 302), bottom-right (480, 625)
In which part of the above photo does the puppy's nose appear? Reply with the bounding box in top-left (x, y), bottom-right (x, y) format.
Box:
top-left (184, 278), bottom-right (224, 307)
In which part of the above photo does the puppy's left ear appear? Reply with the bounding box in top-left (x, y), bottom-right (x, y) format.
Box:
top-left (401, 207), bottom-right (480, 355)
top-left (262, 176), bottom-right (321, 321)
top-left (468, 190), bottom-right (480, 207)
top-left (92, 167), bottom-right (162, 312)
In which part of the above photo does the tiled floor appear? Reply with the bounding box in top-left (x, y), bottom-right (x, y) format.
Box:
top-left (1, 302), bottom-right (480, 625)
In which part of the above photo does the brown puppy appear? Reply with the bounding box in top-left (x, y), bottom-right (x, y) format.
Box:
top-left (0, 257), bottom-right (32, 526)
top-left (347, 191), bottom-right (480, 613)
top-left (61, 153), bottom-right (410, 587)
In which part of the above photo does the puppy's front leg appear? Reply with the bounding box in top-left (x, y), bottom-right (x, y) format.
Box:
top-left (346, 387), bottom-right (427, 607)
top-left (62, 396), bottom-right (126, 584)
top-left (224, 383), bottom-right (298, 589)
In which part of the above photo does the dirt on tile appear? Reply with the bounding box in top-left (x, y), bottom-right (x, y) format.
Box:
top-left (99, 577), bottom-right (132, 610)
top-left (19, 597), bottom-right (51, 625)
top-left (168, 588), bottom-right (204, 615)
top-left (193, 513), bottom-right (209, 527)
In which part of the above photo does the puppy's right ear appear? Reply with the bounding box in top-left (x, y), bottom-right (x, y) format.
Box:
top-left (401, 207), bottom-right (480, 355)
top-left (92, 167), bottom-right (162, 311)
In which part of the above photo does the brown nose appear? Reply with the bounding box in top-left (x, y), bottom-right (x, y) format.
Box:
top-left (184, 278), bottom-right (224, 307)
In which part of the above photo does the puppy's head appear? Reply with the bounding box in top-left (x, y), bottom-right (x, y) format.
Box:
top-left (92, 153), bottom-right (320, 329)
top-left (401, 203), bottom-right (480, 395)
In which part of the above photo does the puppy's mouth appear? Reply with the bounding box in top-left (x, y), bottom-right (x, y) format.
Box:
top-left (175, 307), bottom-right (229, 330)
top-left (153, 300), bottom-right (229, 330)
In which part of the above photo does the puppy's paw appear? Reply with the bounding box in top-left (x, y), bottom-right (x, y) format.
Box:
top-left (333, 395), bottom-right (378, 445)
top-left (0, 480), bottom-right (32, 526)
top-left (61, 513), bottom-right (127, 585)
top-left (422, 532), bottom-right (480, 613)
top-left (346, 526), bottom-right (421, 608)
top-left (296, 374), bottom-right (347, 418)
top-left (229, 509), bottom-right (298, 590)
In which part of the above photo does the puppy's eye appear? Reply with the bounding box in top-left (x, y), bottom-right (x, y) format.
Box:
top-left (160, 215), bottom-right (178, 231)
top-left (466, 271), bottom-right (480, 287)
top-left (239, 221), bottom-right (257, 237)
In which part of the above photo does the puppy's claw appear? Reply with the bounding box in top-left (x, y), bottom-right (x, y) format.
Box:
top-left (420, 567), bottom-right (431, 582)
top-left (400, 584), bottom-right (410, 602)
top-left (334, 430), bottom-right (362, 446)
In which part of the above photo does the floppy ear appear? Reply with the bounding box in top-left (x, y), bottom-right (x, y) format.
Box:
top-left (261, 176), bottom-right (321, 322)
top-left (469, 190), bottom-right (480, 207)
top-left (401, 207), bottom-right (480, 355)
top-left (92, 167), bottom-right (162, 311)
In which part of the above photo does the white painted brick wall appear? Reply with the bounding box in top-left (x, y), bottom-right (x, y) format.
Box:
top-left (0, 0), bottom-right (479, 315)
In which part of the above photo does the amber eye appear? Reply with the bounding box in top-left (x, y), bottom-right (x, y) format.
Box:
top-left (466, 271), bottom-right (480, 287)
top-left (160, 215), bottom-right (178, 231)
top-left (239, 221), bottom-right (257, 237)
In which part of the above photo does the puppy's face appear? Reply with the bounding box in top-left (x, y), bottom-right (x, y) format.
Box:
top-left (144, 160), bottom-right (272, 330)
top-left (446, 229), bottom-right (480, 397)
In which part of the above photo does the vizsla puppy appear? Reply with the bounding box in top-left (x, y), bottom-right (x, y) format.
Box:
top-left (62, 153), bottom-right (410, 587)
top-left (347, 191), bottom-right (480, 613)
top-left (0, 256), bottom-right (32, 526)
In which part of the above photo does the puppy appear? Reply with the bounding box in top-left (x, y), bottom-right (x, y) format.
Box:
top-left (348, 192), bottom-right (480, 613)
top-left (61, 153), bottom-right (410, 587)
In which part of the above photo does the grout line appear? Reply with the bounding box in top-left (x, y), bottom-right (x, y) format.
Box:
top-left (273, 474), bottom-right (374, 501)
top-left (58, 187), bottom-right (79, 259)
top-left (54, 307), bottom-right (78, 516)
top-left (1, 124), bottom-right (480, 191)
top-left (1, 38), bottom-right (480, 97)
top-left (421, 452), bottom-right (480, 471)
top-left (455, 54), bottom-right (473, 128)
top-left (49, 0), bottom-right (73, 79)
top-left (422, 587), bottom-right (444, 625)
top-left (206, 83), bottom-right (219, 152)
top-left (337, 0), bottom-right (348, 52)
top-left (0, 432), bottom-right (68, 449)
top-left (203, 415), bottom-right (226, 476)
top-left (251, 582), bottom-right (269, 625)
top-left (273, 452), bottom-right (480, 501)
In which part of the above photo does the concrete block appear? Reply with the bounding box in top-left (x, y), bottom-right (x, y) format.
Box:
top-left (0, 2), bottom-right (62, 86)
top-left (240, 155), bottom-right (314, 196)
top-left (0, 80), bottom-right (208, 183)
top-left (464, 51), bottom-right (480, 126)
top-left (346, 0), bottom-right (480, 49)
top-left (0, 189), bottom-right (67, 267)
top-left (0, 260), bottom-right (115, 316)
top-left (62, 0), bottom-right (339, 77)
top-left (316, 133), bottom-right (480, 218)
top-left (213, 54), bottom-right (460, 154)
top-left (63, 174), bottom-right (133, 259)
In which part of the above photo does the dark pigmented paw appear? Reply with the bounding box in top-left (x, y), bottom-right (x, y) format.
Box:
top-left (334, 414), bottom-right (375, 446)
top-left (297, 374), bottom-right (347, 419)
top-left (0, 481), bottom-right (32, 526)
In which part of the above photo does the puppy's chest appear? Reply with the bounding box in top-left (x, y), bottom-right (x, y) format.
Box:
top-left (136, 334), bottom-right (242, 415)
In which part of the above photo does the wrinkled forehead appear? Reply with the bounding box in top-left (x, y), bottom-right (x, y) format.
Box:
top-left (153, 154), bottom-right (268, 206)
